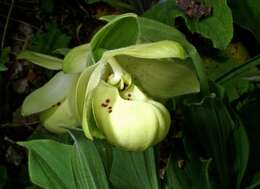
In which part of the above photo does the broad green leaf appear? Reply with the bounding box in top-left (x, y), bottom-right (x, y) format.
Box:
top-left (232, 124), bottom-right (249, 189)
top-left (17, 51), bottom-right (63, 70)
top-left (240, 102), bottom-right (260, 175)
top-left (165, 158), bottom-right (191, 189)
top-left (18, 140), bottom-right (76, 189)
top-left (94, 140), bottom-right (113, 175)
top-left (117, 56), bottom-right (199, 98)
top-left (110, 147), bottom-right (160, 189)
top-left (245, 171), bottom-right (260, 189)
top-left (22, 72), bottom-right (78, 116)
top-left (144, 0), bottom-right (233, 49)
top-left (185, 87), bottom-right (236, 188)
top-left (90, 13), bottom-right (139, 61)
top-left (230, 0), bottom-right (260, 43)
top-left (70, 132), bottom-right (110, 189)
top-left (63, 44), bottom-right (91, 73)
top-left (138, 16), bottom-right (188, 46)
top-left (102, 40), bottom-right (187, 60)
top-left (185, 159), bottom-right (212, 189)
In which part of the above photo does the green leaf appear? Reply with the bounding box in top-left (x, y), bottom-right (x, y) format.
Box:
top-left (165, 155), bottom-right (212, 189)
top-left (31, 23), bottom-right (71, 54)
top-left (165, 158), bottom-right (191, 189)
top-left (94, 140), bottom-right (113, 175)
top-left (240, 102), bottom-right (260, 176)
top-left (230, 0), bottom-right (260, 43)
top-left (63, 44), bottom-right (91, 73)
top-left (22, 72), bottom-right (78, 116)
top-left (70, 132), bottom-right (110, 189)
top-left (186, 159), bottom-right (213, 189)
top-left (18, 140), bottom-right (76, 189)
top-left (184, 86), bottom-right (236, 188)
top-left (90, 13), bottom-right (139, 61)
top-left (144, 0), bottom-right (233, 49)
top-left (245, 171), bottom-right (260, 189)
top-left (232, 124), bottom-right (249, 189)
top-left (17, 51), bottom-right (63, 70)
top-left (117, 56), bottom-right (199, 98)
top-left (110, 147), bottom-right (160, 189)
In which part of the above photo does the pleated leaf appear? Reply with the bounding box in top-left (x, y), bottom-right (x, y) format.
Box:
top-left (18, 140), bottom-right (76, 189)
top-left (109, 147), bottom-right (160, 189)
top-left (70, 133), bottom-right (110, 189)
top-left (233, 124), bottom-right (249, 189)
top-left (185, 95), bottom-right (235, 189)
top-left (165, 158), bottom-right (191, 189)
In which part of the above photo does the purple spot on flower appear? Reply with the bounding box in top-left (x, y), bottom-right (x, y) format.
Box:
top-left (101, 103), bottom-right (108, 107)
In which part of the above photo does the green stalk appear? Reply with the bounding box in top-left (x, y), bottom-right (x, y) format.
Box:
top-left (189, 46), bottom-right (210, 96)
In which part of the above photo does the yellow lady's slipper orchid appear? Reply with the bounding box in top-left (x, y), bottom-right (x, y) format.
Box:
top-left (19, 35), bottom-right (199, 151)
top-left (92, 80), bottom-right (171, 151)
